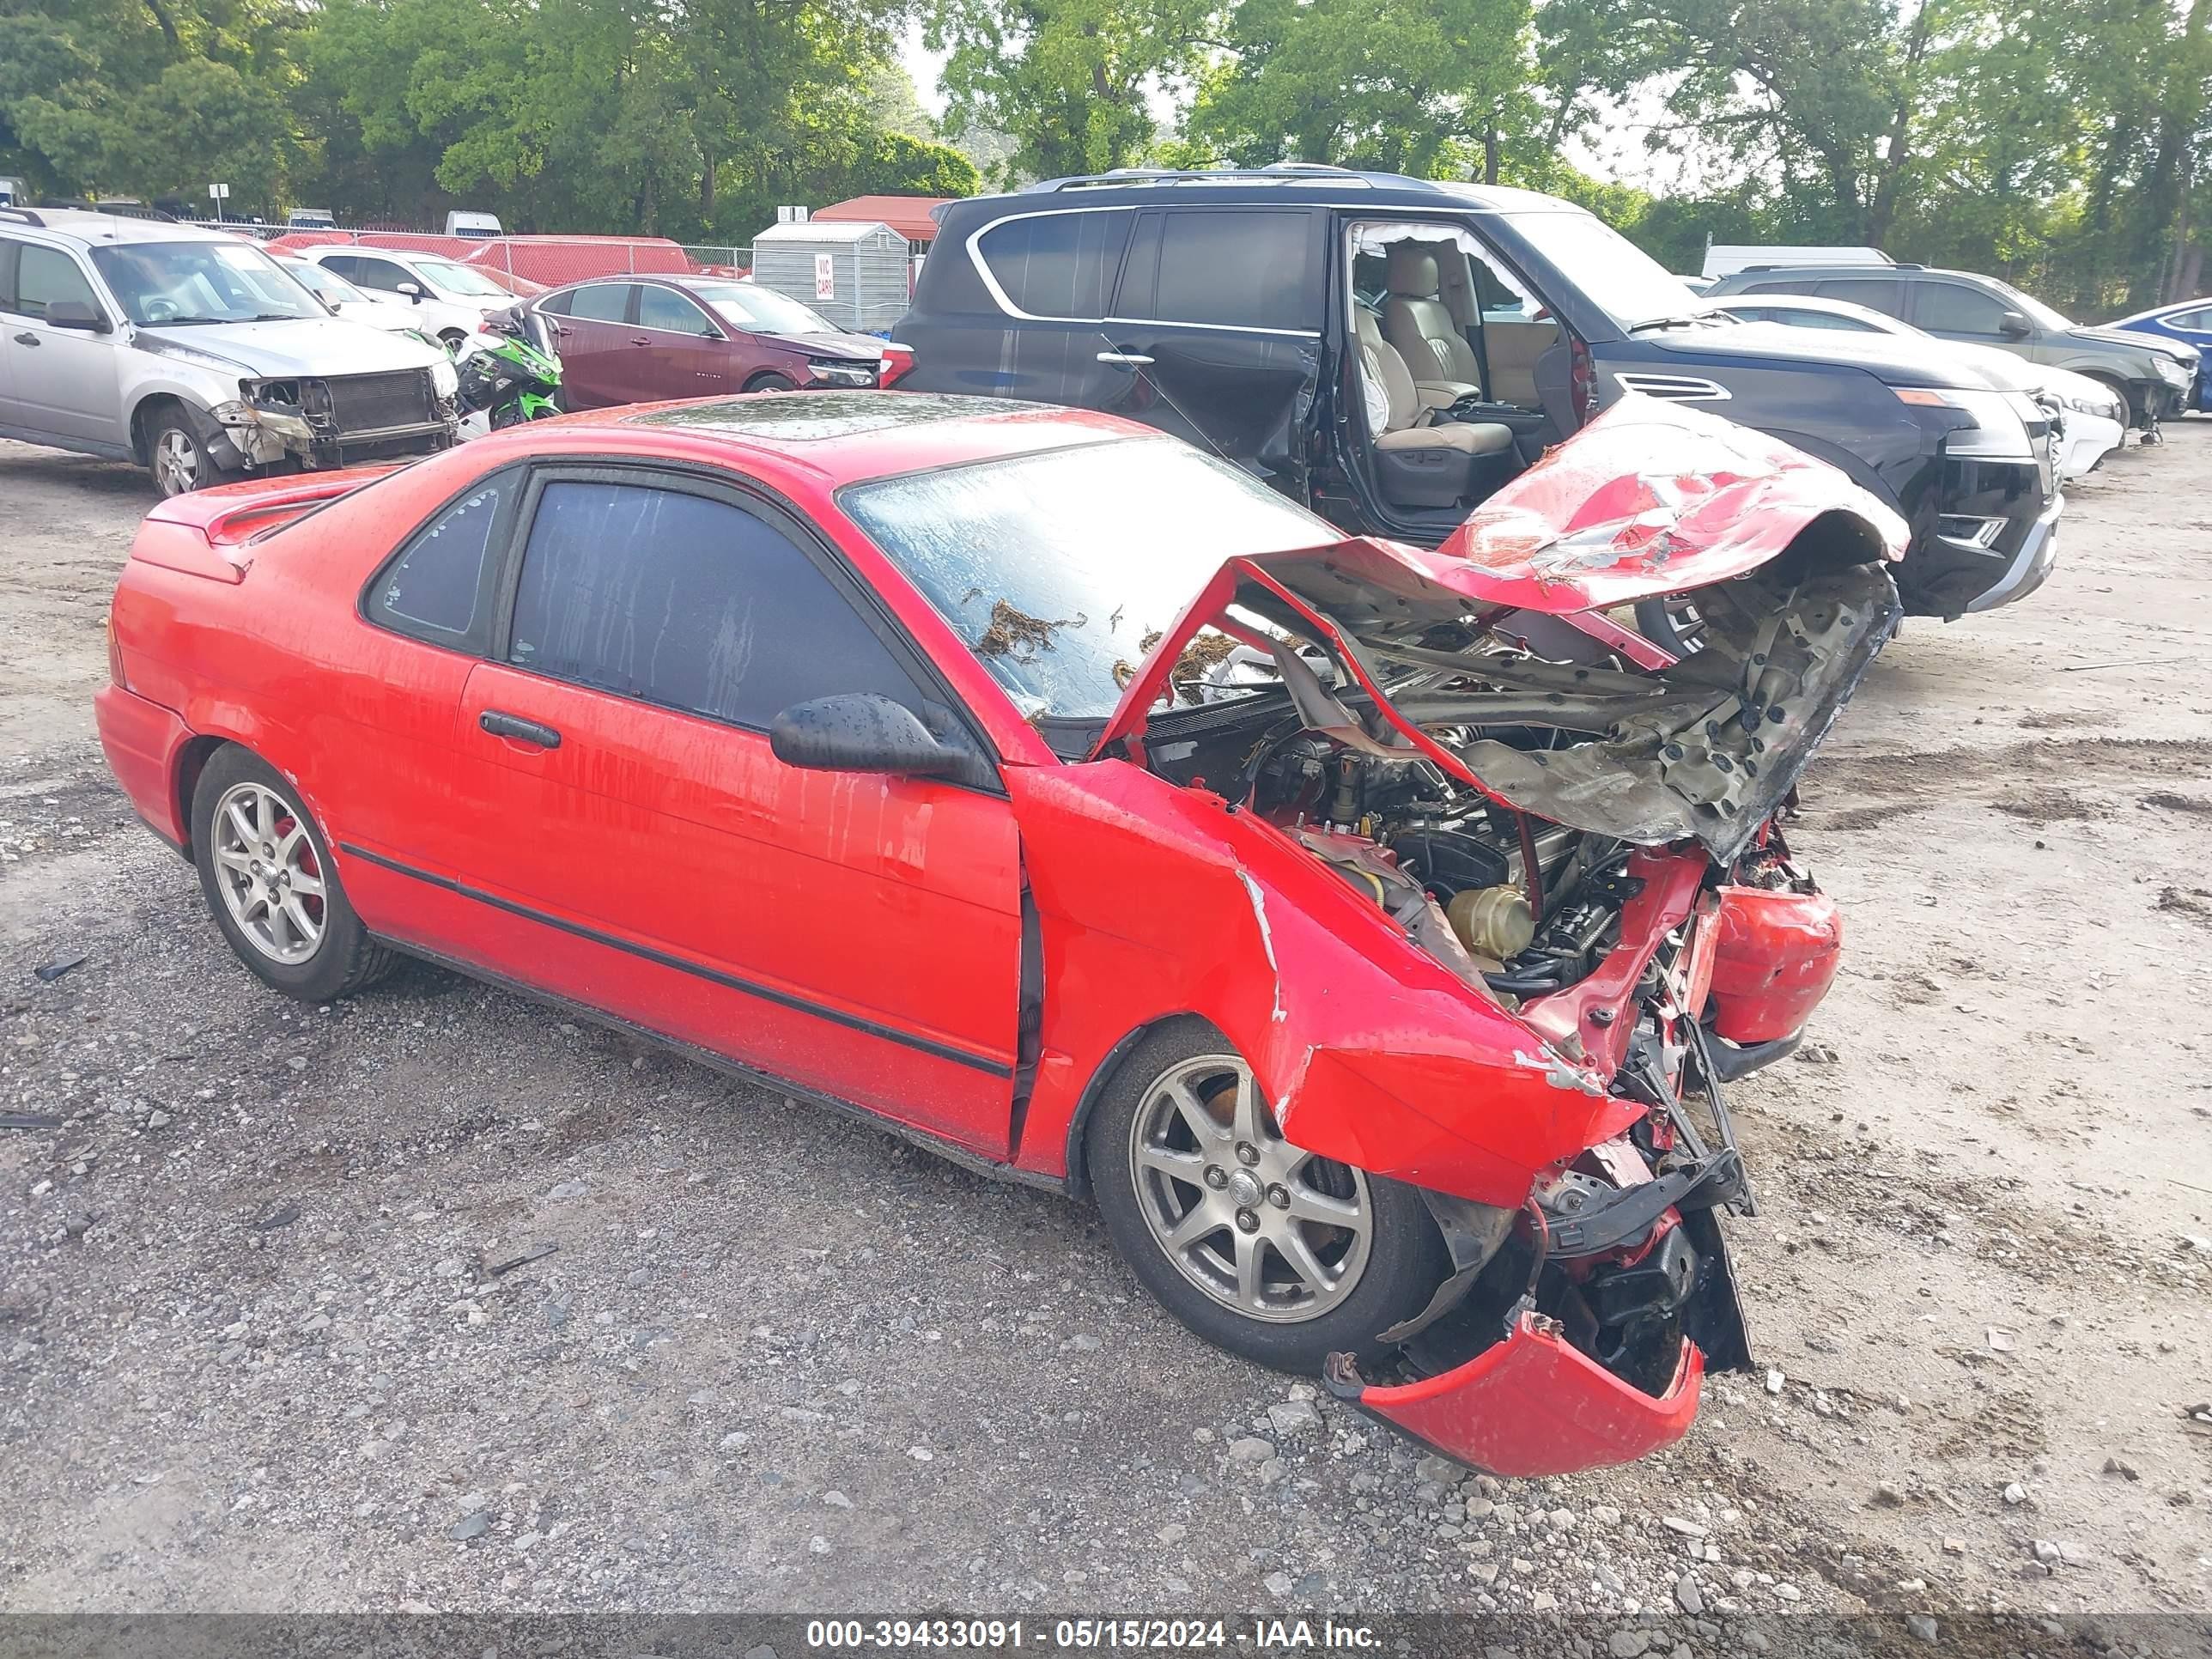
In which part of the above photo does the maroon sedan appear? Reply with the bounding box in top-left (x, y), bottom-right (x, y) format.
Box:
top-left (535, 275), bottom-right (882, 409)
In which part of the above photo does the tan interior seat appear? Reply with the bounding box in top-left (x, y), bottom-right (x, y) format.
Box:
top-left (1355, 309), bottom-right (1513, 507)
top-left (1383, 245), bottom-right (1484, 398)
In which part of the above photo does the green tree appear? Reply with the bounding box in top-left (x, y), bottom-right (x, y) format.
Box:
top-left (926, 0), bottom-right (1214, 183)
top-left (1182, 0), bottom-right (1534, 178)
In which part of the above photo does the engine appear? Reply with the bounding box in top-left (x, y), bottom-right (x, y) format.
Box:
top-left (1243, 734), bottom-right (1632, 1000)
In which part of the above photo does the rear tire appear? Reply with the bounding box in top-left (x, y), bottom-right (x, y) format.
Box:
top-left (191, 745), bottom-right (395, 1002)
top-left (1085, 1022), bottom-right (1447, 1373)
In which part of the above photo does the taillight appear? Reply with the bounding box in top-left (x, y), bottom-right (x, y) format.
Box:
top-left (1570, 336), bottom-right (1595, 426)
top-left (878, 342), bottom-right (915, 389)
top-left (106, 613), bottom-right (128, 690)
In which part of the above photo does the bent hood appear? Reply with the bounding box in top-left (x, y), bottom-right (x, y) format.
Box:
top-left (133, 316), bottom-right (448, 378)
top-left (1096, 397), bottom-right (1905, 861)
top-left (2072, 323), bottom-right (2197, 364)
top-left (757, 328), bottom-right (884, 362)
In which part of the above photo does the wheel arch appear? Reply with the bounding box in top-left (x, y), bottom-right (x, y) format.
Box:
top-left (1058, 1012), bottom-right (1224, 1200)
top-left (170, 732), bottom-right (228, 859)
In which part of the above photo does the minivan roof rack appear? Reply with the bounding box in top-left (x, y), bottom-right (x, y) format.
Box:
top-left (0, 206), bottom-right (45, 227)
top-left (1030, 165), bottom-right (1374, 193)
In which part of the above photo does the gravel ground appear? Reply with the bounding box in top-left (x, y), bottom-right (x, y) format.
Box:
top-left (1, 429), bottom-right (2209, 1636)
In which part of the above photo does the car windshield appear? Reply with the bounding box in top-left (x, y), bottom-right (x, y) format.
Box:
top-left (415, 258), bottom-right (513, 298)
top-left (283, 260), bottom-right (367, 305)
top-left (686, 280), bottom-right (841, 335)
top-left (842, 438), bottom-right (1338, 721)
top-left (1504, 209), bottom-right (1710, 331)
top-left (90, 240), bottom-right (324, 325)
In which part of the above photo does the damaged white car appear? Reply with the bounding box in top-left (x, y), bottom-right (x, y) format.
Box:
top-left (0, 207), bottom-right (458, 496)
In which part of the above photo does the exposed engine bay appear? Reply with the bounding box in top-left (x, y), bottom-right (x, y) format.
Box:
top-left (1120, 550), bottom-right (1897, 1414)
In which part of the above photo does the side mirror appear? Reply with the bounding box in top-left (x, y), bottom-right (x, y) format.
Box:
top-left (1997, 309), bottom-right (2031, 338)
top-left (398, 282), bottom-right (423, 302)
top-left (770, 693), bottom-right (968, 777)
top-left (47, 300), bottom-right (108, 333)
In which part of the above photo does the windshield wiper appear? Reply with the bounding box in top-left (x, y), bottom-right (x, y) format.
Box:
top-left (1626, 314), bottom-right (1715, 335)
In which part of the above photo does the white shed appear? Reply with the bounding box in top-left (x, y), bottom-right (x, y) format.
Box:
top-left (750, 219), bottom-right (909, 332)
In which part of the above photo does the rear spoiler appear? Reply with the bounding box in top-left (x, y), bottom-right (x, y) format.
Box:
top-left (131, 466), bottom-right (400, 583)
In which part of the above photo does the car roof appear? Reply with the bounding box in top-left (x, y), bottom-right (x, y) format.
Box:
top-left (531, 391), bottom-right (1163, 489)
top-left (946, 167), bottom-right (1575, 217)
top-left (2, 209), bottom-right (251, 249)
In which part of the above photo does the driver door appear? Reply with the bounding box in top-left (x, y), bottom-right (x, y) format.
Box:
top-left (444, 465), bottom-right (1024, 1154)
top-left (0, 240), bottom-right (125, 449)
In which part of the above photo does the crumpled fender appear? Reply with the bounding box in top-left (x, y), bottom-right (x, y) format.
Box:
top-left (1007, 761), bottom-right (1644, 1206)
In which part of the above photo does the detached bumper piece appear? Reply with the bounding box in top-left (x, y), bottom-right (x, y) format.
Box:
top-left (1324, 1316), bottom-right (1703, 1480)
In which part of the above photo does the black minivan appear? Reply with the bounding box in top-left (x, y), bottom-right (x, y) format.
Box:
top-left (894, 167), bottom-right (2062, 629)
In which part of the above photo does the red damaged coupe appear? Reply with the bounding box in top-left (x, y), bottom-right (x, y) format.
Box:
top-left (95, 391), bottom-right (1903, 1478)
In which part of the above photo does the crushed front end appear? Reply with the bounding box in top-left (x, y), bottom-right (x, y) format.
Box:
top-left (1095, 400), bottom-right (1903, 1475)
top-left (214, 367), bottom-right (459, 472)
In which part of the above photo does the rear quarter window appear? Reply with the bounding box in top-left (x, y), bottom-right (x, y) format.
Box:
top-left (975, 210), bottom-right (1133, 320)
top-left (366, 471), bottom-right (518, 652)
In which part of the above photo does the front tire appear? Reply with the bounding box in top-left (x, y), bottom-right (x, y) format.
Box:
top-left (744, 371), bottom-right (798, 393)
top-left (1634, 592), bottom-right (1705, 658)
top-left (146, 405), bottom-right (216, 498)
top-left (1085, 1023), bottom-right (1447, 1372)
top-left (191, 745), bottom-right (396, 1001)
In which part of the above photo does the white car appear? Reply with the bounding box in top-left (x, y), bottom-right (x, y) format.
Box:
top-left (297, 245), bottom-right (520, 349)
top-left (1710, 293), bottom-right (2126, 480)
top-left (0, 210), bottom-right (459, 495)
top-left (273, 254), bottom-right (439, 342)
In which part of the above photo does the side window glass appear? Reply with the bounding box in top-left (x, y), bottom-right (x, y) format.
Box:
top-left (1152, 211), bottom-right (1316, 331)
top-left (1742, 280), bottom-right (1812, 295)
top-left (0, 240), bottom-right (20, 312)
top-left (1914, 283), bottom-right (2008, 336)
top-left (17, 246), bottom-right (98, 320)
top-left (370, 476), bottom-right (511, 647)
top-left (507, 480), bottom-right (924, 727)
top-left (1814, 277), bottom-right (1904, 315)
top-left (569, 283), bottom-right (632, 324)
top-left (538, 290), bottom-right (574, 316)
top-left (353, 259), bottom-right (408, 294)
top-left (976, 210), bottom-right (1133, 319)
top-left (638, 285), bottom-right (716, 336)
top-left (319, 255), bottom-right (357, 280)
top-left (2165, 306), bottom-right (2212, 331)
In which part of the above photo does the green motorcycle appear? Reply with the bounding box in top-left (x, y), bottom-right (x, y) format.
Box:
top-left (453, 302), bottom-right (563, 428)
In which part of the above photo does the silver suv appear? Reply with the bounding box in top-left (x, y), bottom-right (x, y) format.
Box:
top-left (0, 207), bottom-right (460, 495)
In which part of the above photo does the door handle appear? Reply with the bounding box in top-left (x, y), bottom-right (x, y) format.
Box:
top-left (629, 335), bottom-right (652, 346)
top-left (12, 332), bottom-right (39, 347)
top-left (1097, 349), bottom-right (1153, 365)
top-left (478, 708), bottom-right (562, 748)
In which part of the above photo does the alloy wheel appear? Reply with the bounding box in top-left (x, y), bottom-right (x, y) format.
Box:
top-left (1127, 1054), bottom-right (1373, 1323)
top-left (209, 781), bottom-right (327, 965)
top-left (154, 428), bottom-right (201, 496)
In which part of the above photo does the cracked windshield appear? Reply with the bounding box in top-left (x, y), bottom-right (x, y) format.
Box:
top-left (841, 438), bottom-right (1336, 721)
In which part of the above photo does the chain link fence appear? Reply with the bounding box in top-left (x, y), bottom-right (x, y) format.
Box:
top-left (678, 244), bottom-right (751, 270)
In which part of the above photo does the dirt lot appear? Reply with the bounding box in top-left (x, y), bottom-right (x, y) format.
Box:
top-left (1, 429), bottom-right (2209, 1635)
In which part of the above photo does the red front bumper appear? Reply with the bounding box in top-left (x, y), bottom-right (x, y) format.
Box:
top-left (94, 684), bottom-right (194, 852)
top-left (1326, 1313), bottom-right (1704, 1479)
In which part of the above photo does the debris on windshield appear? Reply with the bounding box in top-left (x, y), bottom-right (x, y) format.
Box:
top-left (975, 599), bottom-right (1086, 661)
top-left (1169, 630), bottom-right (1243, 702)
top-left (1113, 658), bottom-right (1138, 687)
